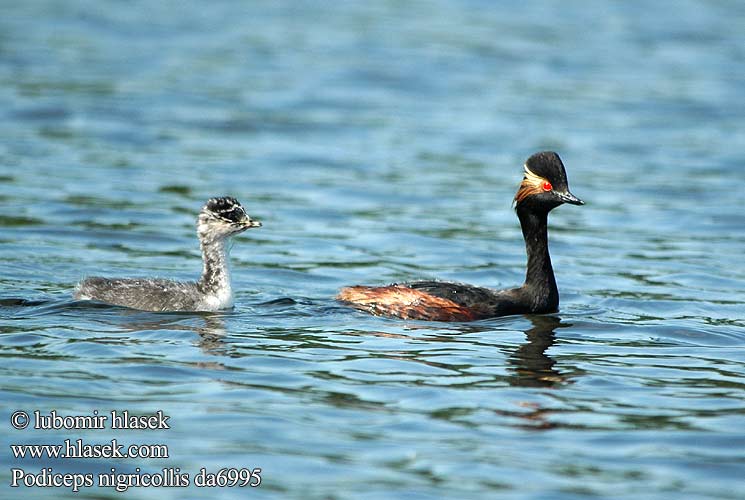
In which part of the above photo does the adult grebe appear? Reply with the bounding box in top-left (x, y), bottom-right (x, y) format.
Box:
top-left (74, 197), bottom-right (261, 312)
top-left (337, 152), bottom-right (583, 321)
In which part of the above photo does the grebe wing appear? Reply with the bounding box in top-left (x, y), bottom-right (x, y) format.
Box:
top-left (405, 280), bottom-right (498, 308)
top-left (75, 277), bottom-right (199, 311)
top-left (406, 280), bottom-right (526, 317)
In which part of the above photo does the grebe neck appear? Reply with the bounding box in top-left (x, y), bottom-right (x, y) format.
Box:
top-left (517, 207), bottom-right (558, 308)
top-left (198, 236), bottom-right (232, 296)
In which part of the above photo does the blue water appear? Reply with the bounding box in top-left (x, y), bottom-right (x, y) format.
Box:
top-left (2, 1), bottom-right (745, 498)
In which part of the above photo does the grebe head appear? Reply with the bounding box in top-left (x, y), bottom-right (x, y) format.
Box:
top-left (197, 196), bottom-right (261, 241)
top-left (514, 151), bottom-right (584, 210)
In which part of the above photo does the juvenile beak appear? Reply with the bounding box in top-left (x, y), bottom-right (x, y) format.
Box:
top-left (558, 191), bottom-right (584, 205)
top-left (244, 219), bottom-right (262, 228)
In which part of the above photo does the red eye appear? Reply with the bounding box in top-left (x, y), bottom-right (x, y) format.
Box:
top-left (542, 181), bottom-right (553, 191)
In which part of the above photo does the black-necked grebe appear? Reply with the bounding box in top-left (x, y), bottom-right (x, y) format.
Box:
top-left (74, 197), bottom-right (261, 312)
top-left (337, 151), bottom-right (584, 321)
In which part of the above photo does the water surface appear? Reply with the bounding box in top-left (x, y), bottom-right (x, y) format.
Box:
top-left (1, 1), bottom-right (744, 499)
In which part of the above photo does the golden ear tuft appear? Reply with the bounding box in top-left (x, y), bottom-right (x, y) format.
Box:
top-left (514, 164), bottom-right (548, 204)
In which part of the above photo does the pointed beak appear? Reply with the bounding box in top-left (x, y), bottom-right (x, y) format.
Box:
top-left (244, 219), bottom-right (262, 228)
top-left (558, 191), bottom-right (584, 205)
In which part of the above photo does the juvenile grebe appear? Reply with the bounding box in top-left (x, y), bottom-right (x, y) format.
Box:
top-left (337, 151), bottom-right (584, 321)
top-left (74, 197), bottom-right (261, 312)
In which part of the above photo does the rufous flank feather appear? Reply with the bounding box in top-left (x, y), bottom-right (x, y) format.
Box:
top-left (337, 285), bottom-right (477, 322)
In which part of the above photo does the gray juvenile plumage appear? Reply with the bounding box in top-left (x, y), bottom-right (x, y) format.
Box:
top-left (74, 197), bottom-right (261, 312)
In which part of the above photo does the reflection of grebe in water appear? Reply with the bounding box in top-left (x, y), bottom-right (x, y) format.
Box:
top-left (74, 197), bottom-right (261, 312)
top-left (495, 315), bottom-right (574, 430)
top-left (338, 152), bottom-right (583, 321)
top-left (508, 315), bottom-right (567, 388)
